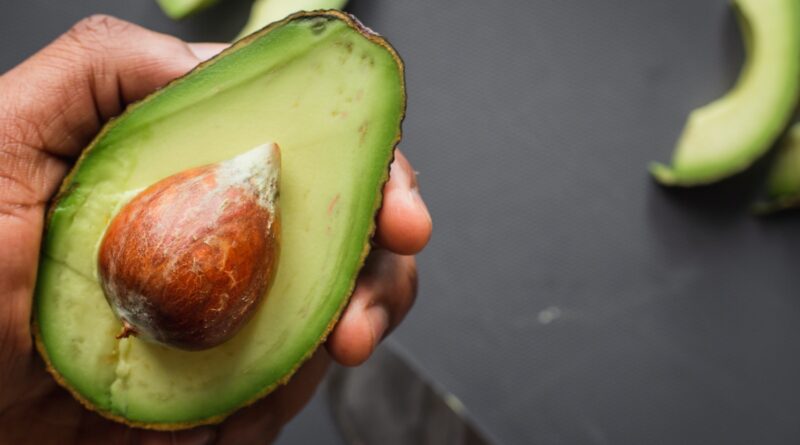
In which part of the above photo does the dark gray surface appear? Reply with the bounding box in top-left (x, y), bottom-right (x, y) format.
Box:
top-left (278, 389), bottom-right (343, 445)
top-left (4, 1), bottom-right (800, 444)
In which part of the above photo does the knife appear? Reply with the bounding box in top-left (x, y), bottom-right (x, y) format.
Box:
top-left (325, 341), bottom-right (496, 445)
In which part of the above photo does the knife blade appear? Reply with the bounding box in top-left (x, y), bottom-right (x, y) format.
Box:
top-left (325, 342), bottom-right (496, 445)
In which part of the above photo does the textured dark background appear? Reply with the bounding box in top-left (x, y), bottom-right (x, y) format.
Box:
top-left (4, 0), bottom-right (800, 444)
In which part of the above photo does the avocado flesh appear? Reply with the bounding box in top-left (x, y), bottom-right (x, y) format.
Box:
top-left (157, 0), bottom-right (220, 19)
top-left (238, 0), bottom-right (348, 39)
top-left (650, 0), bottom-right (800, 186)
top-left (756, 124), bottom-right (800, 213)
top-left (34, 12), bottom-right (404, 428)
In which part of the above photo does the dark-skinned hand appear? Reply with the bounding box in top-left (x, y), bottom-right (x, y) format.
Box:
top-left (0, 15), bottom-right (431, 445)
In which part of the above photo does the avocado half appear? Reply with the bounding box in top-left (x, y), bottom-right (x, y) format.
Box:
top-left (650, 0), bottom-right (800, 186)
top-left (33, 11), bottom-right (405, 429)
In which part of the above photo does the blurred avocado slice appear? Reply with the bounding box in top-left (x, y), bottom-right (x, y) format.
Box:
top-left (755, 125), bottom-right (800, 213)
top-left (238, 0), bottom-right (348, 39)
top-left (157, 0), bottom-right (220, 19)
top-left (650, 0), bottom-right (800, 186)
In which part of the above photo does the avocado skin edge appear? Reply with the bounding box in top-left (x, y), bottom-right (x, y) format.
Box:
top-left (31, 10), bottom-right (406, 431)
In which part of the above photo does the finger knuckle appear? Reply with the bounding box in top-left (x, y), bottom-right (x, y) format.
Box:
top-left (0, 148), bottom-right (42, 211)
top-left (0, 116), bottom-right (53, 211)
top-left (66, 14), bottom-right (133, 48)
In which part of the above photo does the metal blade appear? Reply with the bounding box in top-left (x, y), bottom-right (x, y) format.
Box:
top-left (326, 342), bottom-right (496, 445)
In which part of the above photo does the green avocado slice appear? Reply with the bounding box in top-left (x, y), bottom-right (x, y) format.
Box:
top-left (33, 11), bottom-right (404, 429)
top-left (156, 0), bottom-right (221, 19)
top-left (650, 0), bottom-right (800, 186)
top-left (755, 124), bottom-right (800, 213)
top-left (237, 0), bottom-right (348, 39)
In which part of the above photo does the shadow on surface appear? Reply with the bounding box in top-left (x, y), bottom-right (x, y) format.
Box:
top-left (650, 139), bottom-right (782, 223)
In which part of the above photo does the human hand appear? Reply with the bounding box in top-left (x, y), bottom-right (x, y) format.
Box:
top-left (0, 15), bottom-right (431, 444)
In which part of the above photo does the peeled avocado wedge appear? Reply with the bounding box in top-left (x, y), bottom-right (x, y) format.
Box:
top-left (237, 0), bottom-right (348, 39)
top-left (756, 124), bottom-right (800, 213)
top-left (33, 11), bottom-right (405, 429)
top-left (156, 0), bottom-right (220, 19)
top-left (650, 0), bottom-right (800, 186)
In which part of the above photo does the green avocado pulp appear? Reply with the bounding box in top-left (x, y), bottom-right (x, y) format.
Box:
top-left (650, 0), bottom-right (800, 186)
top-left (35, 13), bottom-right (404, 426)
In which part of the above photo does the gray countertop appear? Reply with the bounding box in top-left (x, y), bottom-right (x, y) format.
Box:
top-left (4, 1), bottom-right (800, 443)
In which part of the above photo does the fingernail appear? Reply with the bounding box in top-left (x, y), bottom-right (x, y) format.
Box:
top-left (390, 157), bottom-right (409, 184)
top-left (368, 304), bottom-right (390, 345)
top-left (188, 43), bottom-right (229, 62)
top-left (175, 427), bottom-right (217, 445)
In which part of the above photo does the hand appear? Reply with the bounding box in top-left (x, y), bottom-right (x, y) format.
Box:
top-left (0, 15), bottom-right (431, 444)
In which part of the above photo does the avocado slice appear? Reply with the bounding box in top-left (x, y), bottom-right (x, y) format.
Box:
top-left (755, 124), bottom-right (800, 213)
top-left (650, 0), bottom-right (800, 186)
top-left (33, 11), bottom-right (405, 429)
top-left (238, 0), bottom-right (348, 39)
top-left (156, 0), bottom-right (221, 19)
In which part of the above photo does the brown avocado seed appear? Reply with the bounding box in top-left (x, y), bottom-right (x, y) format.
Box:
top-left (98, 143), bottom-right (281, 351)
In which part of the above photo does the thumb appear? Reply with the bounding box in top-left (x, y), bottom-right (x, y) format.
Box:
top-left (0, 14), bottom-right (225, 160)
top-left (0, 17), bottom-right (224, 405)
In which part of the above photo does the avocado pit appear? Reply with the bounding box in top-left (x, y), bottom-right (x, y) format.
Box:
top-left (97, 144), bottom-right (281, 351)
